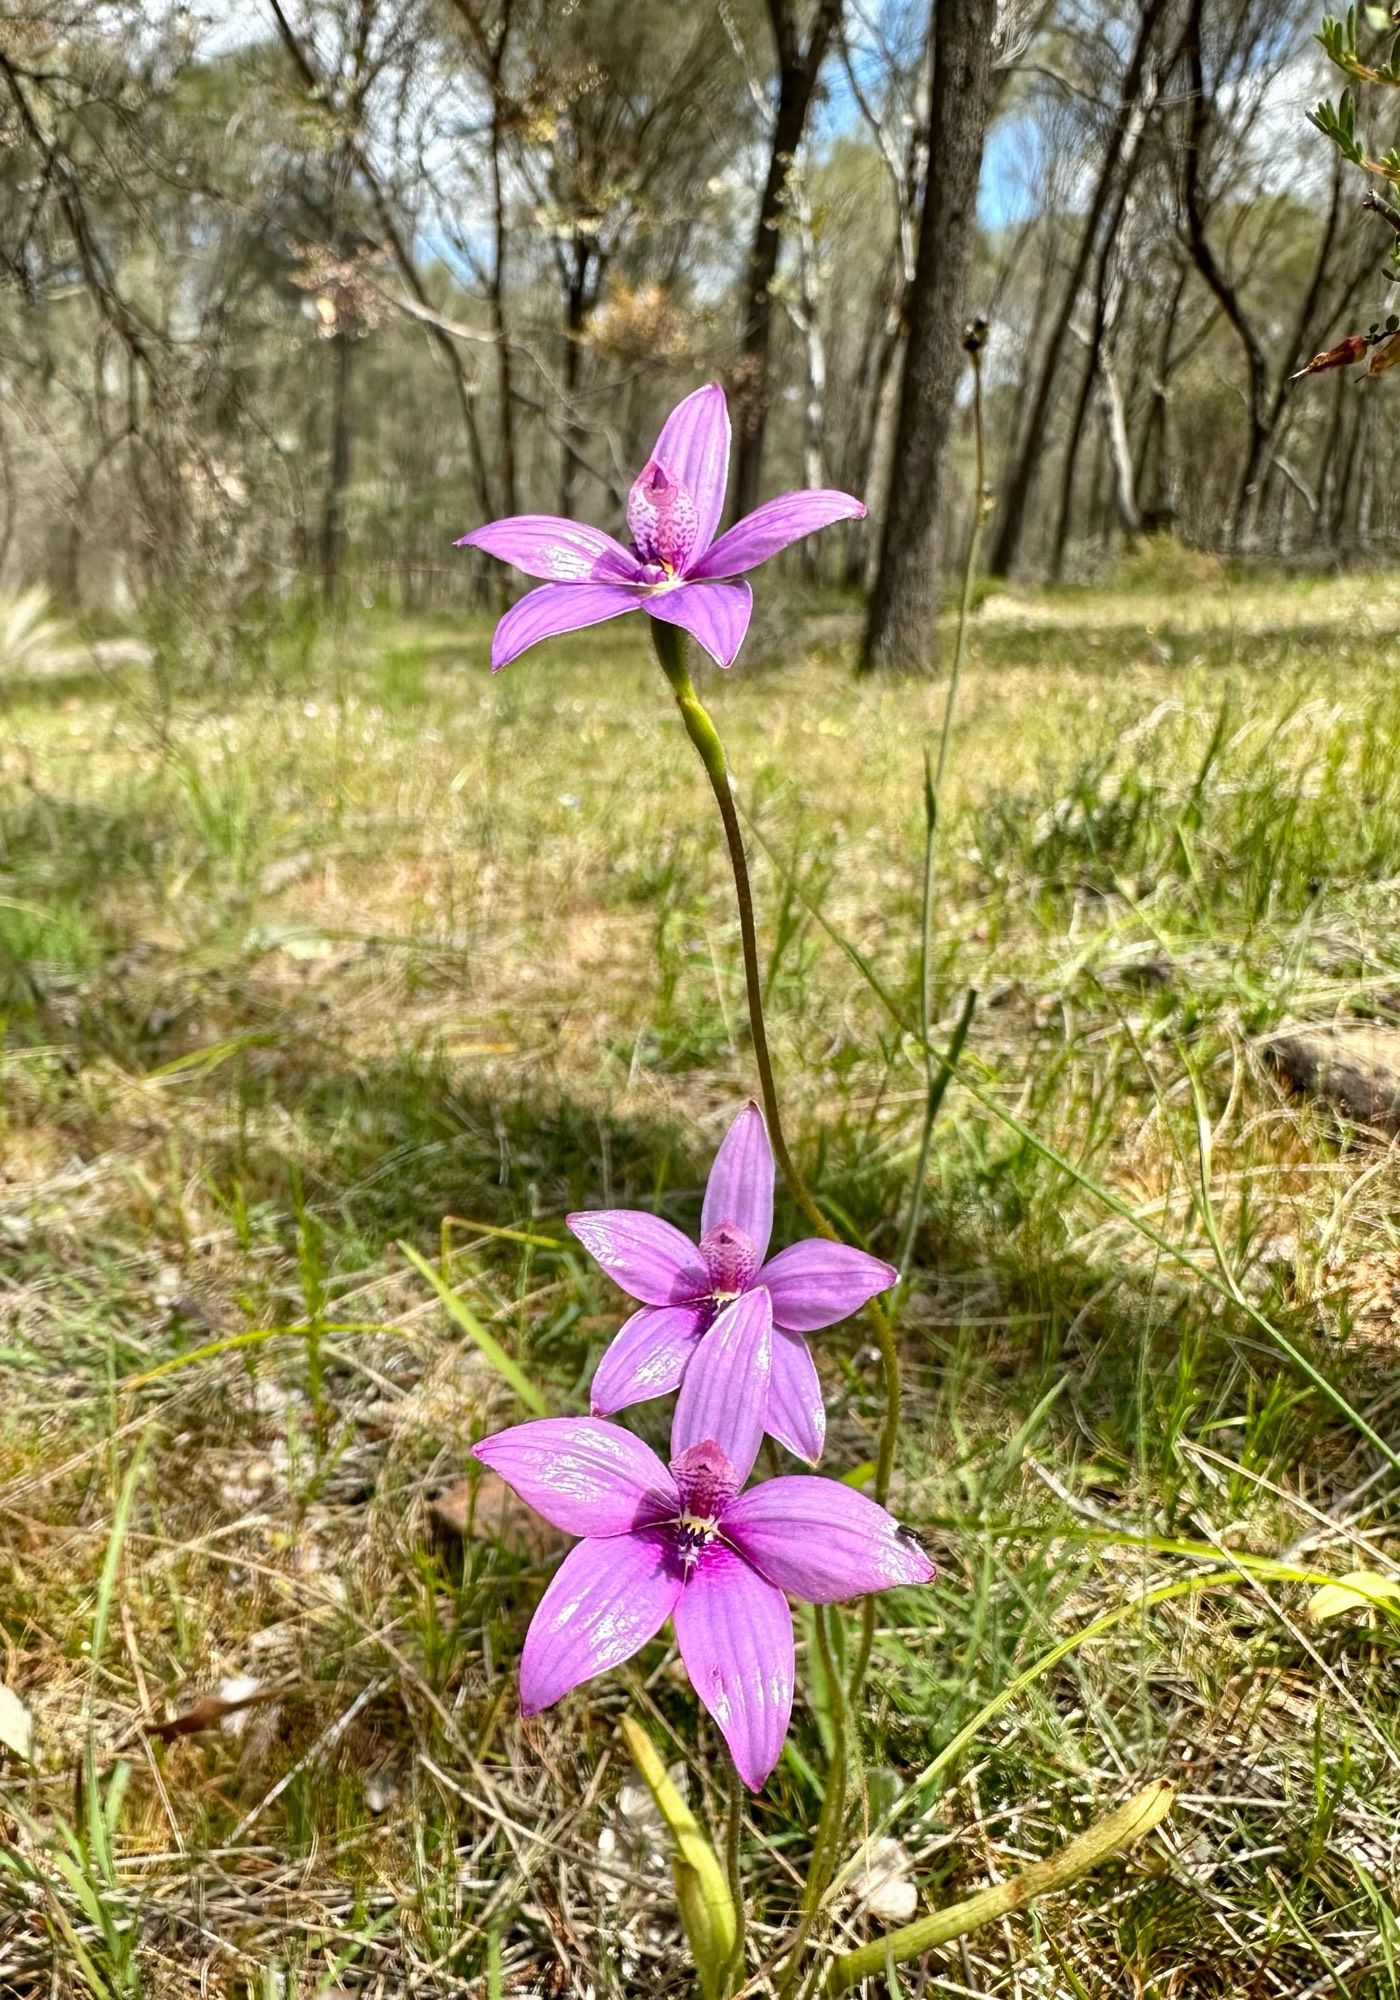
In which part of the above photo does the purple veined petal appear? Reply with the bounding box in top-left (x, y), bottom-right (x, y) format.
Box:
top-left (765, 1328), bottom-right (826, 1465)
top-left (519, 1528), bottom-right (683, 1715)
top-left (649, 382), bottom-right (731, 555)
top-left (473, 1417), bottom-right (678, 1537)
top-left (590, 1303), bottom-right (709, 1416)
top-left (688, 490), bottom-right (867, 581)
top-left (701, 1100), bottom-right (775, 1264)
top-left (723, 1477), bottom-right (936, 1604)
top-left (646, 580), bottom-right (753, 669)
top-left (488, 581), bottom-right (641, 672)
top-left (673, 1543), bottom-right (794, 1791)
top-left (567, 1209), bottom-right (710, 1307)
top-left (757, 1240), bottom-right (899, 1334)
top-left (670, 1287), bottom-right (772, 1486)
top-left (456, 516), bottom-right (642, 585)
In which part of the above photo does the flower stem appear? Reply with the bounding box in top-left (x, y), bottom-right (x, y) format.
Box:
top-left (777, 1605), bottom-right (849, 2000)
top-left (651, 622), bottom-right (902, 1978)
top-left (651, 621), bottom-right (827, 1241)
top-left (724, 1763), bottom-right (746, 1988)
top-left (650, 623), bottom-right (905, 1506)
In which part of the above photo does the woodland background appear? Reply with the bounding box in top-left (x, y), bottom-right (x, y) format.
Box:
top-left (3, 0), bottom-right (1398, 648)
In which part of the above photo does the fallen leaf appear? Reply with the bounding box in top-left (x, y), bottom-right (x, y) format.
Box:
top-left (144, 1679), bottom-right (288, 1742)
top-left (846, 1836), bottom-right (918, 1924)
top-left (1367, 329), bottom-right (1400, 376)
top-left (429, 1470), bottom-right (562, 1559)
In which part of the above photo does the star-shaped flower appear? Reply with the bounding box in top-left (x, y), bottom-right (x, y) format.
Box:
top-left (568, 1102), bottom-right (896, 1464)
top-left (474, 1290), bottom-right (934, 1790)
top-left (457, 383), bottom-right (864, 670)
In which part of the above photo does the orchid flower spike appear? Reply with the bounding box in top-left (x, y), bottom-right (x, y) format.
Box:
top-left (457, 383), bottom-right (865, 670)
top-left (567, 1101), bottom-right (896, 1465)
top-left (473, 1297), bottom-right (934, 1791)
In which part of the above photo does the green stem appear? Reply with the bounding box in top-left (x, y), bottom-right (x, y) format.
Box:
top-left (651, 621), bottom-right (827, 1240)
top-left (724, 1764), bottom-right (746, 1989)
top-left (651, 624), bottom-right (905, 1508)
top-left (825, 1781), bottom-right (1175, 1994)
top-left (650, 620), bottom-right (897, 1972)
top-left (777, 1606), bottom-right (849, 2000)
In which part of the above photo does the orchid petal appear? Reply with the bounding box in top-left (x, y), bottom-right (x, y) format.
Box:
top-left (456, 516), bottom-right (641, 584)
top-left (567, 1209), bottom-right (709, 1307)
top-left (758, 1240), bottom-right (898, 1333)
top-left (700, 1101), bottom-right (775, 1263)
top-left (473, 1417), bottom-right (677, 1537)
top-left (673, 1544), bottom-right (794, 1791)
top-left (688, 490), bottom-right (867, 580)
top-left (765, 1329), bottom-right (826, 1464)
top-left (519, 1529), bottom-right (682, 1715)
top-left (590, 1303), bottom-right (709, 1416)
top-left (488, 581), bottom-right (640, 671)
top-left (723, 1478), bottom-right (936, 1603)
top-left (646, 581), bottom-right (752, 669)
top-left (671, 1288), bottom-right (772, 1485)
top-left (650, 383), bottom-right (731, 553)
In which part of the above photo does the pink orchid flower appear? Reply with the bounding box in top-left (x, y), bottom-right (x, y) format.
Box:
top-left (456, 382), bottom-right (865, 670)
top-left (473, 1288), bottom-right (934, 1790)
top-left (567, 1101), bottom-right (897, 1465)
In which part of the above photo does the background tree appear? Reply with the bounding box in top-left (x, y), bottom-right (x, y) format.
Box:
top-left (859, 0), bottom-right (1003, 674)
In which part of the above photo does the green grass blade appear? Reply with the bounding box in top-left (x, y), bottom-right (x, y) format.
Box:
top-left (399, 1240), bottom-right (549, 1416)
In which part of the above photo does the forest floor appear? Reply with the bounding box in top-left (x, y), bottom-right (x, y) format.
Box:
top-left (3, 553), bottom-right (1400, 1998)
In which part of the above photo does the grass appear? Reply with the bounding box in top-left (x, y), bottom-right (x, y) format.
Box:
top-left (3, 562), bottom-right (1400, 1995)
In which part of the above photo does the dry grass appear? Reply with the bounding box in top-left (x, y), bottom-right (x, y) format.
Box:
top-left (3, 564), bottom-right (1400, 1996)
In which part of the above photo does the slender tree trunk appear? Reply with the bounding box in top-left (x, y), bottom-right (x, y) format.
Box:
top-left (558, 247), bottom-right (591, 520)
top-left (860, 322), bottom-right (905, 590)
top-left (1099, 345), bottom-right (1143, 537)
top-left (489, 103), bottom-right (518, 521)
top-left (860, 0), bottom-right (998, 675)
top-left (1179, 0), bottom-right (1268, 547)
top-left (788, 179), bottom-right (829, 581)
top-left (1236, 156), bottom-right (1346, 546)
top-left (319, 327), bottom-right (353, 604)
top-left (1048, 72), bottom-right (1161, 580)
top-left (731, 0), bottom-right (843, 522)
top-left (1132, 259), bottom-right (1185, 526)
top-left (989, 0), bottom-right (1170, 576)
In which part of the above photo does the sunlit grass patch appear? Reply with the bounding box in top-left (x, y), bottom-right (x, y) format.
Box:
top-left (3, 573), bottom-right (1400, 1994)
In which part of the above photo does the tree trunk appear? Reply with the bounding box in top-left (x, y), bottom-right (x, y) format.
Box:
top-left (319, 327), bottom-right (353, 604)
top-left (731, 0), bottom-right (842, 522)
top-left (489, 97), bottom-right (518, 522)
top-left (558, 245), bottom-right (592, 520)
top-left (1179, 0), bottom-right (1268, 548)
top-left (988, 0), bottom-right (1169, 578)
top-left (860, 0), bottom-right (998, 675)
top-left (860, 319), bottom-right (905, 590)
